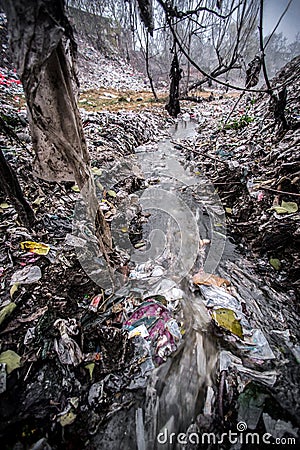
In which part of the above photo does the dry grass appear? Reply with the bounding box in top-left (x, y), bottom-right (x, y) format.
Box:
top-left (78, 87), bottom-right (240, 112)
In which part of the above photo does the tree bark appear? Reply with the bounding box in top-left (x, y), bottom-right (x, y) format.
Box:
top-left (166, 49), bottom-right (182, 117)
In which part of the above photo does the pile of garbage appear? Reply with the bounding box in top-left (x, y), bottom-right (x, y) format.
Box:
top-left (178, 56), bottom-right (300, 297)
top-left (0, 277), bottom-right (183, 447)
top-left (0, 95), bottom-right (182, 447)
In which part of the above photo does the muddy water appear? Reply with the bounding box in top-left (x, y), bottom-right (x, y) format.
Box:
top-left (91, 120), bottom-right (300, 449)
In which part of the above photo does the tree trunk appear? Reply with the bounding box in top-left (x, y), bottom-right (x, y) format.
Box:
top-left (166, 49), bottom-right (182, 118)
top-left (1, 0), bottom-right (112, 251)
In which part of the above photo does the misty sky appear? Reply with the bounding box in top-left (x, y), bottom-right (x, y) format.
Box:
top-left (264, 0), bottom-right (300, 41)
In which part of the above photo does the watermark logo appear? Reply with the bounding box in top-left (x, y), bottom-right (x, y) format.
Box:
top-left (72, 154), bottom-right (226, 292)
top-left (157, 422), bottom-right (297, 446)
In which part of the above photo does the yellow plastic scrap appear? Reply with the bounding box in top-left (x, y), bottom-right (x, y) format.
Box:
top-left (0, 350), bottom-right (21, 374)
top-left (192, 271), bottom-right (230, 287)
top-left (20, 241), bottom-right (50, 255)
top-left (212, 308), bottom-right (244, 339)
top-left (85, 363), bottom-right (95, 381)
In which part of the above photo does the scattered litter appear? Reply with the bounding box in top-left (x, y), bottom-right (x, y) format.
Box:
top-left (219, 351), bottom-right (277, 387)
top-left (236, 329), bottom-right (275, 360)
top-left (124, 298), bottom-right (181, 363)
top-left (200, 285), bottom-right (242, 312)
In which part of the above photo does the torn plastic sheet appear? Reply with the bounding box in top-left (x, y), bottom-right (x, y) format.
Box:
top-left (203, 385), bottom-right (215, 416)
top-left (10, 265), bottom-right (42, 285)
top-left (236, 329), bottom-right (275, 360)
top-left (128, 335), bottom-right (155, 390)
top-left (129, 262), bottom-right (165, 280)
top-left (64, 233), bottom-right (86, 248)
top-left (271, 329), bottom-right (300, 363)
top-left (200, 285), bottom-right (242, 312)
top-left (24, 327), bottom-right (36, 345)
top-left (219, 351), bottom-right (277, 387)
top-left (30, 438), bottom-right (52, 450)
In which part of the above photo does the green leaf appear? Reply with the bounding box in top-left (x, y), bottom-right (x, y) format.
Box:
top-left (96, 181), bottom-right (104, 191)
top-left (270, 201), bottom-right (298, 214)
top-left (107, 190), bottom-right (117, 198)
top-left (270, 206), bottom-right (289, 214)
top-left (32, 197), bottom-right (44, 206)
top-left (71, 185), bottom-right (80, 192)
top-left (85, 363), bottom-right (95, 380)
top-left (225, 207), bottom-right (232, 214)
top-left (91, 167), bottom-right (102, 176)
top-left (269, 257), bottom-right (281, 270)
top-left (0, 302), bottom-right (16, 326)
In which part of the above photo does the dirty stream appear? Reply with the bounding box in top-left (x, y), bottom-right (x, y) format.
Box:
top-left (89, 120), bottom-right (299, 448)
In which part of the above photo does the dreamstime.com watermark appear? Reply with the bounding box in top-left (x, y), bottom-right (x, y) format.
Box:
top-left (157, 422), bottom-right (297, 446)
